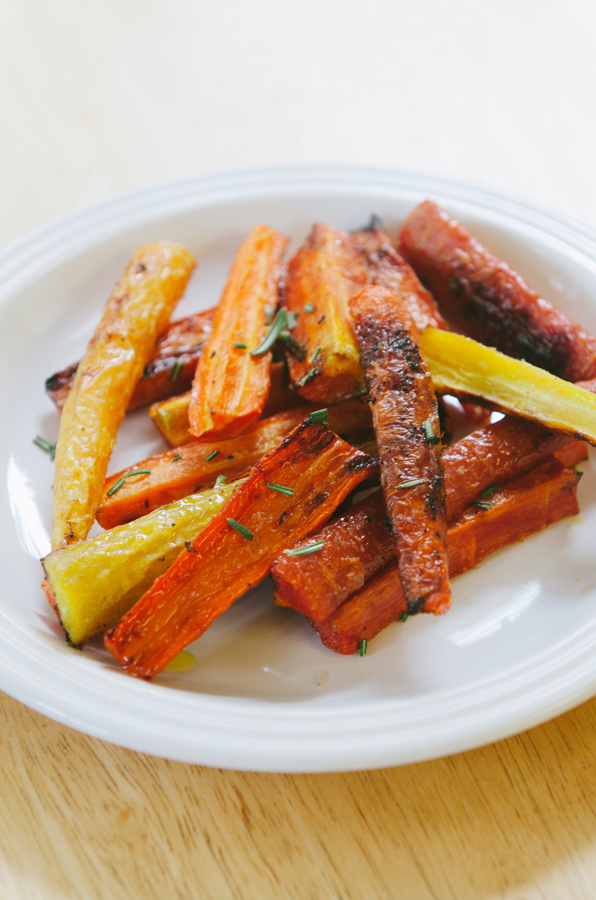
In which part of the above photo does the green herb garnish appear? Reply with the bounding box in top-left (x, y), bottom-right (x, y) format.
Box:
top-left (215, 475), bottom-right (227, 487)
top-left (264, 304), bottom-right (275, 326)
top-left (286, 311), bottom-right (298, 330)
top-left (284, 541), bottom-right (325, 557)
top-left (395, 478), bottom-right (430, 490)
top-left (304, 302), bottom-right (314, 313)
top-left (204, 450), bottom-right (219, 462)
top-left (169, 360), bottom-right (184, 382)
top-left (296, 367), bottom-right (317, 387)
top-left (33, 435), bottom-right (56, 460)
top-left (308, 346), bottom-right (322, 364)
top-left (172, 454), bottom-right (183, 462)
top-left (226, 518), bottom-right (254, 541)
top-left (471, 500), bottom-right (495, 511)
top-left (105, 469), bottom-right (151, 497)
top-left (251, 308), bottom-right (288, 357)
top-left (233, 342), bottom-right (247, 350)
top-left (423, 419), bottom-right (439, 444)
top-left (359, 639), bottom-right (368, 656)
top-left (480, 484), bottom-right (499, 498)
top-left (309, 408), bottom-right (328, 424)
top-left (267, 483), bottom-right (294, 496)
top-left (399, 612), bottom-right (409, 622)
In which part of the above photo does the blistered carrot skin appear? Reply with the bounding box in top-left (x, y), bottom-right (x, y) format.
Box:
top-left (46, 309), bottom-right (214, 412)
top-left (399, 200), bottom-right (596, 382)
top-left (314, 457), bottom-right (581, 654)
top-left (352, 222), bottom-right (447, 333)
top-left (272, 416), bottom-right (582, 621)
top-left (284, 223), bottom-right (368, 403)
top-left (104, 418), bottom-right (378, 679)
top-left (189, 225), bottom-right (288, 441)
top-left (349, 285), bottom-right (451, 615)
top-left (97, 399), bottom-right (373, 527)
top-left (150, 360), bottom-right (311, 447)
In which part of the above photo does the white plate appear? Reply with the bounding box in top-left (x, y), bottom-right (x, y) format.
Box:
top-left (1, 167), bottom-right (596, 773)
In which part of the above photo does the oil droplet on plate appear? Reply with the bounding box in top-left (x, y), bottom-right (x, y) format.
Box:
top-left (165, 650), bottom-right (196, 672)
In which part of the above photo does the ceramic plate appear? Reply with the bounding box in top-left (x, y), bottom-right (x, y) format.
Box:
top-left (1, 167), bottom-right (595, 772)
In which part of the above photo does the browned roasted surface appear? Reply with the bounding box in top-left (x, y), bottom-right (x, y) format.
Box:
top-left (352, 222), bottom-right (447, 332)
top-left (104, 419), bottom-right (378, 679)
top-left (45, 309), bottom-right (214, 411)
top-left (284, 223), bottom-right (368, 403)
top-left (272, 417), bottom-right (581, 621)
top-left (349, 284), bottom-right (450, 615)
top-left (97, 399), bottom-right (373, 528)
top-left (313, 457), bottom-right (581, 654)
top-left (399, 200), bottom-right (596, 382)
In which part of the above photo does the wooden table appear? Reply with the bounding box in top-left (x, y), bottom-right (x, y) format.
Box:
top-left (2, 1), bottom-right (596, 897)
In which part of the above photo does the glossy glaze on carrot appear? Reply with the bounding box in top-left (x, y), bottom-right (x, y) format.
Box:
top-left (46, 309), bottom-right (214, 412)
top-left (349, 284), bottom-right (450, 615)
top-left (104, 418), bottom-right (377, 679)
top-left (97, 399), bottom-right (373, 527)
top-left (313, 457), bottom-right (581, 654)
top-left (189, 225), bottom-right (288, 441)
top-left (399, 200), bottom-right (596, 381)
top-left (272, 417), bottom-right (582, 621)
top-left (284, 223), bottom-right (368, 403)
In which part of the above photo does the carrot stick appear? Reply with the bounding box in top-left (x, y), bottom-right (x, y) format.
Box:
top-left (97, 398), bottom-right (372, 527)
top-left (349, 284), bottom-right (451, 615)
top-left (104, 416), bottom-right (377, 678)
top-left (189, 225), bottom-right (288, 441)
top-left (313, 457), bottom-right (581, 654)
top-left (272, 417), bottom-right (582, 621)
top-left (399, 200), bottom-right (596, 382)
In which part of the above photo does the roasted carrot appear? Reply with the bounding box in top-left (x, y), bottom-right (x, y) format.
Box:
top-left (313, 457), bottom-right (581, 654)
top-left (352, 220), bottom-right (447, 332)
top-left (284, 223), bottom-right (368, 403)
top-left (104, 417), bottom-right (378, 679)
top-left (97, 399), bottom-right (373, 527)
top-left (349, 284), bottom-right (451, 615)
top-left (189, 225), bottom-right (288, 441)
top-left (51, 242), bottom-right (195, 550)
top-left (149, 360), bottom-right (308, 447)
top-left (272, 417), bottom-right (583, 621)
top-left (45, 309), bottom-right (214, 412)
top-left (399, 200), bottom-right (596, 382)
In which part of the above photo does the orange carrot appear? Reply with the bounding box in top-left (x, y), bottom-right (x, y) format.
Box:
top-left (189, 225), bottom-right (288, 441)
top-left (104, 417), bottom-right (378, 679)
top-left (313, 457), bottom-right (581, 654)
top-left (97, 399), bottom-right (373, 527)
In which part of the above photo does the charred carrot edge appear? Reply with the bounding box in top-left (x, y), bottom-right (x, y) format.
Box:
top-left (189, 225), bottom-right (288, 441)
top-left (284, 223), bottom-right (368, 403)
top-left (399, 200), bottom-right (596, 382)
top-left (272, 418), bottom-right (581, 621)
top-left (352, 221), bottom-right (447, 332)
top-left (149, 360), bottom-right (309, 447)
top-left (45, 309), bottom-right (214, 412)
top-left (314, 457), bottom-right (581, 654)
top-left (104, 417), bottom-right (377, 679)
top-left (350, 284), bottom-right (451, 615)
top-left (98, 399), bottom-right (372, 528)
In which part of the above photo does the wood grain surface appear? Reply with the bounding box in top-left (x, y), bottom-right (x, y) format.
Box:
top-left (3, 0), bottom-right (596, 897)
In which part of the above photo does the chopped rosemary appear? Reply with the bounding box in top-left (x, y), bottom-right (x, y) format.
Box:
top-left (251, 308), bottom-right (288, 356)
top-left (480, 484), bottom-right (499, 498)
top-left (226, 518), bottom-right (254, 540)
top-left (169, 360), bottom-right (184, 382)
top-left (105, 469), bottom-right (151, 496)
top-left (286, 311), bottom-right (298, 330)
top-left (395, 477), bottom-right (430, 490)
top-left (359, 639), bottom-right (368, 656)
top-left (471, 500), bottom-right (495, 511)
top-left (264, 304), bottom-right (275, 326)
top-left (185, 540), bottom-right (197, 553)
top-left (281, 333), bottom-right (307, 361)
top-left (308, 346), bottom-right (322, 364)
top-left (172, 454), bottom-right (183, 462)
top-left (296, 367), bottom-right (317, 387)
top-left (309, 408), bottom-right (328, 424)
top-left (204, 450), bottom-right (220, 462)
top-left (267, 482), bottom-right (294, 496)
top-left (284, 541), bottom-right (325, 557)
top-left (215, 474), bottom-right (227, 487)
top-left (423, 419), bottom-right (439, 444)
top-left (233, 342), bottom-right (247, 350)
top-left (399, 612), bottom-right (409, 622)
top-left (33, 435), bottom-right (56, 460)
top-left (304, 302), bottom-right (314, 313)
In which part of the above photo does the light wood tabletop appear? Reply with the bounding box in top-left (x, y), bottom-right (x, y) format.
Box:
top-left (2, 1), bottom-right (596, 897)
